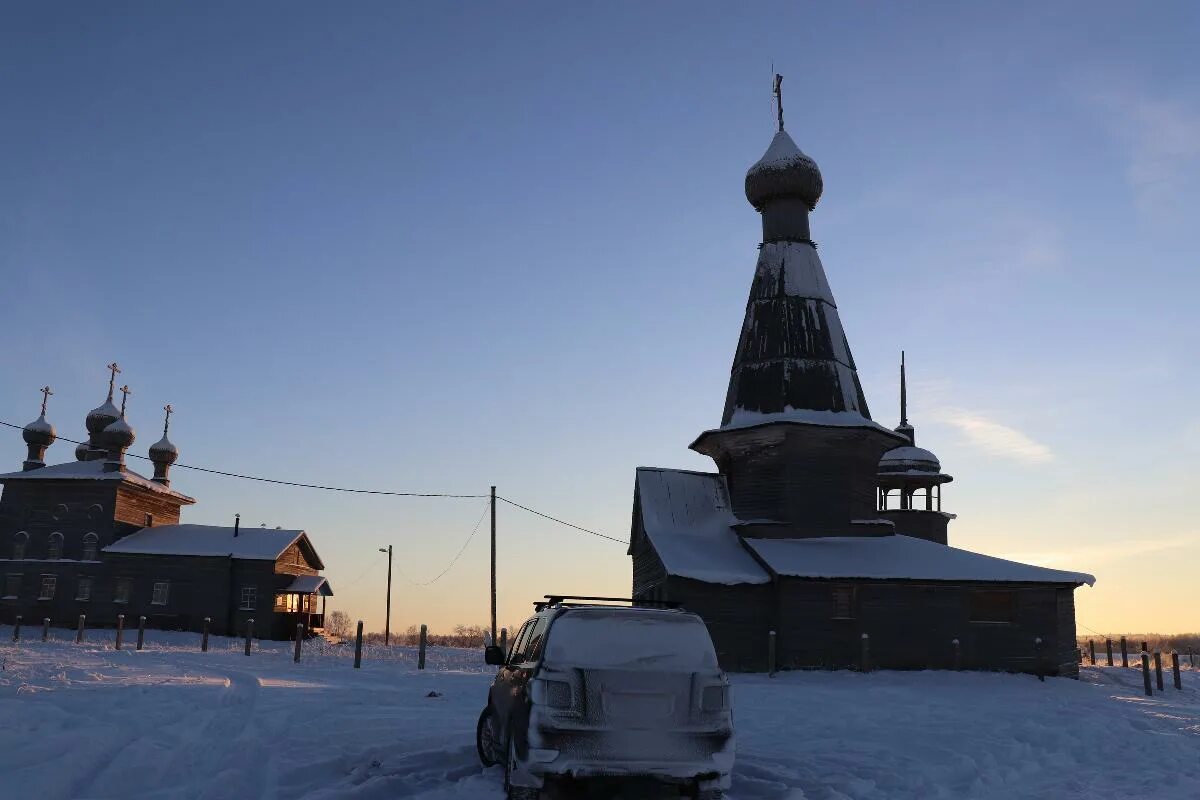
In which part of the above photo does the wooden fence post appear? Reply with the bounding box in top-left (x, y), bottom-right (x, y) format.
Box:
top-left (1172, 652), bottom-right (1182, 690)
top-left (418, 624), bottom-right (428, 670)
top-left (1141, 640), bottom-right (1148, 655)
top-left (1033, 637), bottom-right (1044, 682)
top-left (294, 624), bottom-right (303, 663)
top-left (11, 615), bottom-right (20, 642)
top-left (952, 638), bottom-right (961, 670)
top-left (768, 630), bottom-right (777, 676)
top-left (1088, 640), bottom-right (1095, 665)
top-left (1141, 651), bottom-right (1153, 696)
top-left (136, 616), bottom-right (146, 650)
top-left (860, 633), bottom-right (871, 673)
top-left (500, 627), bottom-right (507, 655)
top-left (354, 620), bottom-right (363, 669)
top-left (1190, 648), bottom-right (1195, 669)
top-left (115, 614), bottom-right (124, 650)
top-left (244, 619), bottom-right (254, 655)
top-left (1154, 651), bottom-right (1164, 691)
top-left (202, 617), bottom-right (210, 652)
top-left (76, 614), bottom-right (86, 643)
top-left (1105, 638), bottom-right (1113, 667)
top-left (42, 617), bottom-right (50, 642)
top-left (1120, 636), bottom-right (1128, 668)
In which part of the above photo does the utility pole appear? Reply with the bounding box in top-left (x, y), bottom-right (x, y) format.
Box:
top-left (378, 545), bottom-right (393, 646)
top-left (490, 485), bottom-right (497, 644)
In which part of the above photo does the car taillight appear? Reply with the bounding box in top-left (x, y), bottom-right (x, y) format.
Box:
top-left (531, 678), bottom-right (572, 709)
top-left (701, 685), bottom-right (728, 712)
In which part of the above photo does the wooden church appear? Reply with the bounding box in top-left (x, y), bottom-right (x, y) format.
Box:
top-left (0, 367), bottom-right (332, 640)
top-left (629, 82), bottom-right (1093, 676)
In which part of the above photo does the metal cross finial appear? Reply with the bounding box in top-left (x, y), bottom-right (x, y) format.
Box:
top-left (162, 404), bottom-right (173, 436)
top-left (119, 385), bottom-right (132, 417)
top-left (773, 73), bottom-right (784, 132)
top-left (899, 351), bottom-right (908, 427)
top-left (106, 362), bottom-right (122, 401)
top-left (39, 386), bottom-right (53, 417)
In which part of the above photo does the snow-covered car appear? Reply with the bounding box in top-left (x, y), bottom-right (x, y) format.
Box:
top-left (476, 597), bottom-right (734, 799)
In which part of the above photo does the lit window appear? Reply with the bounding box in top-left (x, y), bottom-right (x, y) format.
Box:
top-left (832, 585), bottom-right (856, 619)
top-left (47, 533), bottom-right (64, 560)
top-left (144, 513), bottom-right (154, 527)
top-left (240, 586), bottom-right (257, 611)
top-left (3, 574), bottom-right (19, 599)
top-left (12, 532), bottom-right (28, 560)
top-left (151, 581), bottom-right (170, 606)
top-left (114, 578), bottom-right (131, 604)
top-left (76, 577), bottom-right (93, 601)
top-left (39, 575), bottom-right (56, 600)
top-left (82, 533), bottom-right (99, 561)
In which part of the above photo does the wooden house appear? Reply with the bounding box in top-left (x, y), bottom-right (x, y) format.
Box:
top-left (1, 375), bottom-right (332, 639)
top-left (629, 100), bottom-right (1093, 676)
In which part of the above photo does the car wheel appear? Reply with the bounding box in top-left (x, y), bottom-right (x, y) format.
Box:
top-left (476, 707), bottom-right (500, 767)
top-left (504, 731), bottom-right (540, 800)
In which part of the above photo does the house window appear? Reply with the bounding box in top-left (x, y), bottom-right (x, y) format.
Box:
top-left (12, 532), bottom-right (28, 560)
top-left (81, 533), bottom-right (99, 561)
top-left (46, 532), bottom-right (64, 560)
top-left (151, 581), bottom-right (170, 606)
top-left (3, 574), bottom-right (19, 599)
top-left (240, 586), bottom-right (257, 611)
top-left (145, 513), bottom-right (154, 527)
top-left (39, 575), bottom-right (56, 600)
top-left (970, 590), bottom-right (1016, 623)
top-left (114, 578), bottom-right (131, 604)
top-left (76, 577), bottom-right (93, 601)
top-left (832, 585), bottom-right (856, 619)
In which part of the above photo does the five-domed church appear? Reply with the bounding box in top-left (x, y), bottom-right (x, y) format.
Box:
top-left (1, 366), bottom-right (332, 640)
top-left (628, 86), bottom-right (1093, 675)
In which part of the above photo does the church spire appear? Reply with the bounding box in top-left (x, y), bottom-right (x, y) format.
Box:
top-left (149, 404), bottom-right (179, 487)
top-left (895, 351), bottom-right (916, 445)
top-left (22, 386), bottom-right (56, 471)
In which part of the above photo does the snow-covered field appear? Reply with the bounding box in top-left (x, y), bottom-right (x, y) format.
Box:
top-left (1, 626), bottom-right (1197, 799)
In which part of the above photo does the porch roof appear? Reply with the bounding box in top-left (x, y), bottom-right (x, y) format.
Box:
top-left (285, 575), bottom-right (333, 596)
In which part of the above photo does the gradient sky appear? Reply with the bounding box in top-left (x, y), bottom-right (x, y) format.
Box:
top-left (3, 2), bottom-right (1199, 635)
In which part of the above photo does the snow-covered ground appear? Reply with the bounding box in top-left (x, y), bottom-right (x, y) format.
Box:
top-left (1, 626), bottom-right (1197, 799)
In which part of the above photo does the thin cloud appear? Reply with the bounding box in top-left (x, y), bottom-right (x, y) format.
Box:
top-left (1001, 533), bottom-right (1200, 568)
top-left (936, 409), bottom-right (1054, 464)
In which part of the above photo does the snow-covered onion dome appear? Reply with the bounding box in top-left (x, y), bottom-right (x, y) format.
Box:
top-left (86, 398), bottom-right (121, 436)
top-left (22, 414), bottom-right (56, 448)
top-left (102, 416), bottom-right (136, 451)
top-left (745, 129), bottom-right (824, 211)
top-left (75, 441), bottom-right (91, 460)
top-left (878, 445), bottom-right (942, 475)
top-left (149, 433), bottom-right (178, 464)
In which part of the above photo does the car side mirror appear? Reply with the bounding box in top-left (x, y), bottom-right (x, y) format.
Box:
top-left (484, 645), bottom-right (505, 666)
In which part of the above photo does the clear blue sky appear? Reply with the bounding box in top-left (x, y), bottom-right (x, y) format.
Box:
top-left (4, 2), bottom-right (1199, 633)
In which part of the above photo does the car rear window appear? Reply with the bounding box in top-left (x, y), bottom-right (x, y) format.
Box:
top-left (544, 610), bottom-right (718, 670)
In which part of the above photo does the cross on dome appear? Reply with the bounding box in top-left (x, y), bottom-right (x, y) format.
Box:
top-left (106, 362), bottom-right (121, 401)
top-left (39, 386), bottom-right (53, 416)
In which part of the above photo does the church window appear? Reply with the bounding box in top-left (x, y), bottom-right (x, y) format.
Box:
top-left (46, 533), bottom-right (64, 560)
top-left (3, 574), bottom-right (19, 598)
top-left (145, 513), bottom-right (154, 527)
top-left (832, 585), bottom-right (856, 619)
top-left (38, 575), bottom-right (56, 600)
top-left (240, 586), bottom-right (257, 611)
top-left (76, 577), bottom-right (93, 601)
top-left (151, 581), bottom-right (170, 606)
top-left (970, 590), bottom-right (1016, 624)
top-left (114, 578), bottom-right (131, 604)
top-left (12, 532), bottom-right (28, 560)
top-left (82, 533), bottom-right (99, 561)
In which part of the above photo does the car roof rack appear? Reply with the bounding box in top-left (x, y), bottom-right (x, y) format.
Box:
top-left (534, 594), bottom-right (682, 611)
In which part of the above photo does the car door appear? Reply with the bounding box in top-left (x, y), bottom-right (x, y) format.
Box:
top-left (491, 618), bottom-right (534, 733)
top-left (501, 613), bottom-right (551, 753)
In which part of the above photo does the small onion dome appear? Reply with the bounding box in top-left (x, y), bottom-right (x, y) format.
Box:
top-left (22, 415), bottom-right (56, 447)
top-left (878, 445), bottom-right (941, 474)
top-left (86, 399), bottom-right (121, 435)
top-left (102, 417), bottom-right (136, 450)
top-left (149, 434), bottom-right (178, 466)
top-left (745, 129), bottom-right (824, 211)
top-left (75, 441), bottom-right (91, 461)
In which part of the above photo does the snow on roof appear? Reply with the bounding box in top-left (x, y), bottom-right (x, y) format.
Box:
top-left (707, 407), bottom-right (908, 441)
top-left (286, 575), bottom-right (333, 596)
top-left (757, 241), bottom-right (836, 304)
top-left (103, 524), bottom-right (309, 561)
top-left (748, 129), bottom-right (816, 173)
top-left (0, 459), bottom-right (195, 502)
top-left (744, 535), bottom-right (1095, 586)
top-left (635, 467), bottom-right (769, 585)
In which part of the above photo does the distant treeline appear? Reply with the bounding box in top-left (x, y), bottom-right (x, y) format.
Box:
top-left (324, 614), bottom-right (518, 648)
top-left (1077, 633), bottom-right (1200, 653)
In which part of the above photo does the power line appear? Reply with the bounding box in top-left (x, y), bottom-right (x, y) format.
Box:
top-left (496, 496), bottom-right (625, 544)
top-left (395, 500), bottom-right (492, 587)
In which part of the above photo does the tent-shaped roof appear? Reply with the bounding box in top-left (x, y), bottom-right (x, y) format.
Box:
top-left (104, 524), bottom-right (323, 567)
